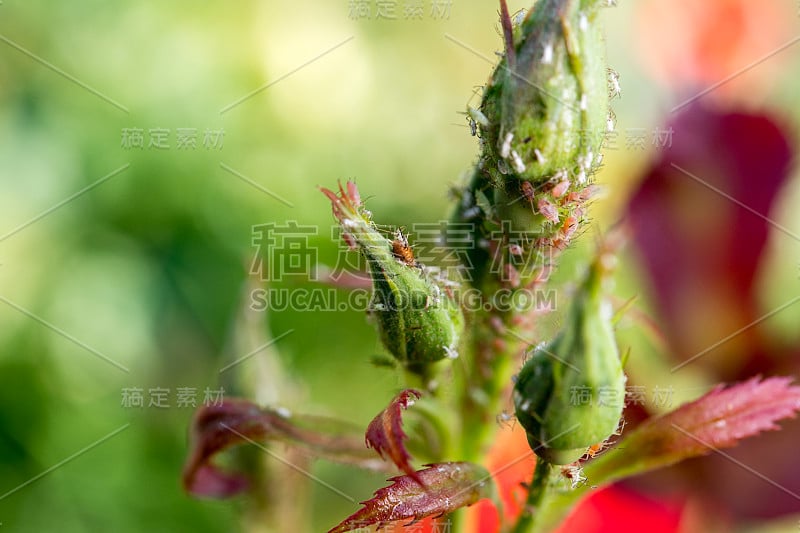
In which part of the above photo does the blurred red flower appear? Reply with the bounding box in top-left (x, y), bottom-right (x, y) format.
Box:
top-left (635, 0), bottom-right (796, 102)
top-left (625, 104), bottom-right (798, 524)
top-left (460, 425), bottom-right (684, 532)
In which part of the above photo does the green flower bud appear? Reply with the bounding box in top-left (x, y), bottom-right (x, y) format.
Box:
top-left (452, 0), bottom-right (612, 290)
top-left (481, 0), bottom-right (608, 185)
top-left (322, 182), bottom-right (464, 371)
top-left (513, 248), bottom-right (625, 464)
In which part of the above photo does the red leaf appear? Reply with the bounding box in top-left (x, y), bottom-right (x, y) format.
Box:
top-left (665, 376), bottom-right (800, 446)
top-left (366, 389), bottom-right (422, 484)
top-left (587, 376), bottom-right (800, 483)
top-left (182, 398), bottom-right (391, 498)
top-left (328, 462), bottom-right (494, 533)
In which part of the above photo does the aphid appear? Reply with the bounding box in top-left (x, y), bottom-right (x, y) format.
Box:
top-left (497, 158), bottom-right (510, 175)
top-left (565, 184), bottom-right (602, 204)
top-left (520, 180), bottom-right (537, 212)
top-left (583, 440), bottom-right (610, 459)
top-left (560, 215), bottom-right (579, 241)
top-left (595, 152), bottom-right (604, 167)
top-left (578, 151), bottom-right (593, 172)
top-left (512, 8), bottom-right (527, 27)
top-left (468, 106), bottom-right (489, 127)
top-left (551, 177), bottom-right (571, 198)
top-left (552, 215), bottom-right (578, 251)
top-left (508, 243), bottom-right (524, 256)
top-left (519, 181), bottom-right (536, 212)
top-left (537, 198), bottom-right (560, 224)
top-left (391, 230), bottom-right (417, 266)
top-left (496, 411), bottom-right (517, 429)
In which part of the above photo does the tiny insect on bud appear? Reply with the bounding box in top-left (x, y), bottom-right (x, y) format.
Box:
top-left (391, 230), bottom-right (417, 267)
top-left (479, 0), bottom-right (608, 184)
top-left (521, 180), bottom-right (536, 204)
top-left (322, 182), bottom-right (465, 372)
top-left (551, 177), bottom-right (571, 199)
top-left (450, 0), bottom-right (612, 290)
top-left (560, 215), bottom-right (579, 241)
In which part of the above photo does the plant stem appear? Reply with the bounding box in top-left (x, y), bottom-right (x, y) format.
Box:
top-left (510, 459), bottom-right (553, 533)
top-left (458, 308), bottom-right (526, 462)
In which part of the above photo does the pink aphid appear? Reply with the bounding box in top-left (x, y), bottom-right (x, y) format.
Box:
top-left (508, 243), bottom-right (524, 256)
top-left (552, 216), bottom-right (578, 251)
top-left (520, 180), bottom-right (536, 208)
top-left (560, 215), bottom-right (579, 241)
top-left (537, 198), bottom-right (560, 224)
top-left (551, 178), bottom-right (571, 198)
top-left (565, 184), bottom-right (602, 204)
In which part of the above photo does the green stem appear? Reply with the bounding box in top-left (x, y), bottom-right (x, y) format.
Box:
top-left (449, 508), bottom-right (466, 533)
top-left (409, 398), bottom-right (455, 462)
top-left (458, 308), bottom-right (523, 461)
top-left (403, 364), bottom-right (436, 394)
top-left (511, 459), bottom-right (553, 533)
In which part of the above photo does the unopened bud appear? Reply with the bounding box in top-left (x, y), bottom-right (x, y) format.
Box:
top-left (513, 246), bottom-right (625, 464)
top-left (481, 0), bottom-right (608, 184)
top-left (322, 182), bottom-right (464, 371)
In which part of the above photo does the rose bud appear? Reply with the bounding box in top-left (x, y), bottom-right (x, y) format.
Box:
top-left (322, 182), bottom-right (464, 374)
top-left (513, 243), bottom-right (625, 464)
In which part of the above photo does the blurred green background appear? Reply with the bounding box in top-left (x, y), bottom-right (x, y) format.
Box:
top-left (2, 1), bottom-right (800, 531)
